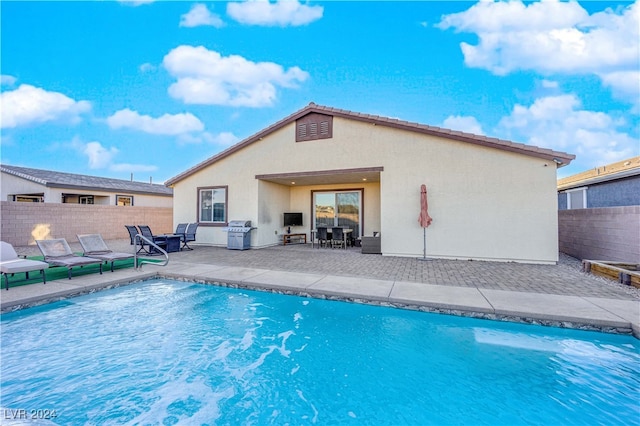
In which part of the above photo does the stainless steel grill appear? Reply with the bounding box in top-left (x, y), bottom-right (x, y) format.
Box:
top-left (224, 220), bottom-right (255, 250)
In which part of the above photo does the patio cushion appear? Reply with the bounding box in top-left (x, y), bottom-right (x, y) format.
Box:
top-left (0, 241), bottom-right (49, 274)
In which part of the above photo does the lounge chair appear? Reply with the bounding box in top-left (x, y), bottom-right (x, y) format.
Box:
top-left (77, 234), bottom-right (135, 272)
top-left (181, 223), bottom-right (198, 250)
top-left (0, 241), bottom-right (49, 290)
top-left (36, 238), bottom-right (103, 279)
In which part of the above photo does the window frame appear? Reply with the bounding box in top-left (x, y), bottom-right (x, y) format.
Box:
top-left (197, 185), bottom-right (228, 226)
top-left (565, 187), bottom-right (587, 209)
top-left (79, 195), bottom-right (94, 205)
top-left (116, 194), bottom-right (134, 206)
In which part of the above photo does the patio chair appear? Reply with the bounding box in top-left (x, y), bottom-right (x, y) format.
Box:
top-left (0, 241), bottom-right (49, 290)
top-left (77, 234), bottom-right (135, 272)
top-left (137, 225), bottom-right (167, 254)
top-left (125, 225), bottom-right (154, 254)
top-left (181, 223), bottom-right (198, 250)
top-left (36, 238), bottom-right (103, 279)
top-left (125, 225), bottom-right (139, 245)
top-left (316, 227), bottom-right (329, 248)
top-left (331, 227), bottom-right (345, 249)
top-left (175, 223), bottom-right (188, 236)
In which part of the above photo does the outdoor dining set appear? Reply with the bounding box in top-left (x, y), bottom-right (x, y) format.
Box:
top-left (312, 226), bottom-right (353, 249)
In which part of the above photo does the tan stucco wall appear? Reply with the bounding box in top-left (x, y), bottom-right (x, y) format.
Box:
top-left (1, 172), bottom-right (172, 207)
top-left (172, 116), bottom-right (559, 263)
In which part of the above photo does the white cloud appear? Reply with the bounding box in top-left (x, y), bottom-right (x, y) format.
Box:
top-left (227, 0), bottom-right (323, 27)
top-left (106, 108), bottom-right (205, 135)
top-left (139, 63), bottom-right (156, 73)
top-left (0, 84), bottom-right (91, 129)
top-left (180, 4), bottom-right (224, 28)
top-left (441, 115), bottom-right (485, 135)
top-left (1, 75), bottom-right (17, 86)
top-left (541, 79), bottom-right (558, 89)
top-left (179, 131), bottom-right (240, 145)
top-left (163, 45), bottom-right (309, 107)
top-left (117, 0), bottom-right (154, 6)
top-left (438, 0), bottom-right (640, 101)
top-left (498, 94), bottom-right (637, 169)
top-left (599, 70), bottom-right (640, 106)
top-left (71, 137), bottom-right (157, 172)
top-left (207, 131), bottom-right (239, 146)
top-left (84, 141), bottom-right (119, 169)
top-left (109, 163), bottom-right (158, 173)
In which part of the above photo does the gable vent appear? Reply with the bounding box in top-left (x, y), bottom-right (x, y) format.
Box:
top-left (296, 113), bottom-right (333, 142)
top-left (298, 123), bottom-right (307, 139)
top-left (320, 120), bottom-right (329, 135)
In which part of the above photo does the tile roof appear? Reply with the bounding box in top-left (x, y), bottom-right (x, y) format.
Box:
top-left (166, 102), bottom-right (575, 186)
top-left (1, 164), bottom-right (173, 196)
top-left (557, 156), bottom-right (640, 190)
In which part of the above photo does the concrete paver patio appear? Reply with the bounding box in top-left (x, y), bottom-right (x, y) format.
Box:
top-left (2, 240), bottom-right (638, 338)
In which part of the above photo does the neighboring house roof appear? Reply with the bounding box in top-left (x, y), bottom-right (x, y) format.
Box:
top-left (166, 102), bottom-right (575, 186)
top-left (557, 156), bottom-right (640, 191)
top-left (1, 164), bottom-right (173, 196)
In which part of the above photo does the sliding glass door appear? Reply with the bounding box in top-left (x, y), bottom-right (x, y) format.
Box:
top-left (313, 190), bottom-right (361, 239)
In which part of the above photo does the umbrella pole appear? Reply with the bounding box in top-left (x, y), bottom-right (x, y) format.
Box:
top-left (419, 227), bottom-right (431, 261)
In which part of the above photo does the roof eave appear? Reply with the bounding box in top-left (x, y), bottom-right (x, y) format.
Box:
top-left (165, 102), bottom-right (575, 186)
top-left (558, 168), bottom-right (640, 191)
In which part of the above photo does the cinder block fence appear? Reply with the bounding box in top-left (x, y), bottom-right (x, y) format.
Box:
top-left (558, 206), bottom-right (640, 263)
top-left (1, 201), bottom-right (173, 247)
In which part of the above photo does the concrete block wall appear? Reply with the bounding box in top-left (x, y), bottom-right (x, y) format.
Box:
top-left (0, 201), bottom-right (173, 247)
top-left (558, 205), bottom-right (640, 263)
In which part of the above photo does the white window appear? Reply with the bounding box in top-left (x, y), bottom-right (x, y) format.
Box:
top-left (566, 187), bottom-right (587, 209)
top-left (79, 195), bottom-right (94, 205)
top-left (198, 186), bottom-right (227, 224)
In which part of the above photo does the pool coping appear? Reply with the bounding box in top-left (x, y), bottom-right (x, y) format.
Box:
top-left (1, 262), bottom-right (639, 339)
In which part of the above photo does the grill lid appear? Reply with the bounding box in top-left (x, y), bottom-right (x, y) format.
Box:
top-left (225, 220), bottom-right (255, 232)
top-left (229, 220), bottom-right (251, 228)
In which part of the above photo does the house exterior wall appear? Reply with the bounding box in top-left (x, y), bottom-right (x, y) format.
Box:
top-left (558, 175), bottom-right (640, 210)
top-left (558, 206), bottom-right (640, 263)
top-left (172, 116), bottom-right (560, 263)
top-left (0, 201), bottom-right (173, 247)
top-left (1, 172), bottom-right (172, 207)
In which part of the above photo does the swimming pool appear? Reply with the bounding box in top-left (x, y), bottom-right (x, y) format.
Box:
top-left (1, 279), bottom-right (639, 425)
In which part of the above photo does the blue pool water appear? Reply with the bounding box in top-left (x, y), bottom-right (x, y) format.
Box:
top-left (1, 279), bottom-right (639, 425)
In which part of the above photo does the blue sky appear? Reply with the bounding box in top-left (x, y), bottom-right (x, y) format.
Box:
top-left (1, 0), bottom-right (638, 183)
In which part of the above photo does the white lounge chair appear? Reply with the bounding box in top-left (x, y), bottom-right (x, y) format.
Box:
top-left (36, 238), bottom-right (103, 279)
top-left (77, 234), bottom-right (135, 272)
top-left (0, 241), bottom-right (49, 290)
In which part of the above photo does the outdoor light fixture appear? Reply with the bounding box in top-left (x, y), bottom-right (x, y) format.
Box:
top-left (552, 158), bottom-right (563, 165)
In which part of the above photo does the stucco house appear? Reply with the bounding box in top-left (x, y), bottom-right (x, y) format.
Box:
top-left (557, 156), bottom-right (640, 263)
top-left (557, 156), bottom-right (640, 210)
top-left (1, 164), bottom-right (173, 207)
top-left (166, 102), bottom-right (574, 264)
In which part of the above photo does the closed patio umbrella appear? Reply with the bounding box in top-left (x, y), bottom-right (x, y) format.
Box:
top-left (418, 184), bottom-right (433, 260)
